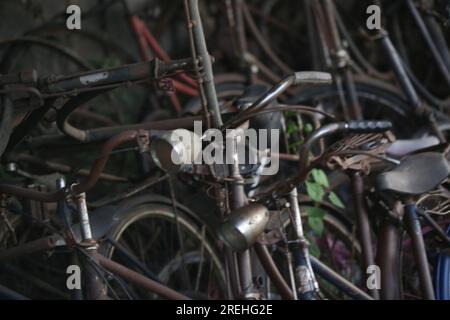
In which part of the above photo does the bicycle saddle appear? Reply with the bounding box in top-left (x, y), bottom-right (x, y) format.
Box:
top-left (376, 152), bottom-right (450, 196)
top-left (386, 136), bottom-right (440, 158)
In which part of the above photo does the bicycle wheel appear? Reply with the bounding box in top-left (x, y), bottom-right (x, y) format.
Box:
top-left (290, 78), bottom-right (418, 138)
top-left (100, 202), bottom-right (226, 299)
top-left (0, 204), bottom-right (70, 300)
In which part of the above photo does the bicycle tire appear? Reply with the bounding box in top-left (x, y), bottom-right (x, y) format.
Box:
top-left (99, 201), bottom-right (226, 299)
top-left (289, 77), bottom-right (419, 138)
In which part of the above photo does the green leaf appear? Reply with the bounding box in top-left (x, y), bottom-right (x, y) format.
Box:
top-left (284, 111), bottom-right (296, 117)
top-left (328, 191), bottom-right (345, 209)
top-left (305, 181), bottom-right (325, 202)
top-left (304, 123), bottom-right (314, 133)
top-left (311, 169), bottom-right (329, 188)
top-left (306, 207), bottom-right (326, 236)
top-left (289, 139), bottom-right (303, 148)
top-left (287, 122), bottom-right (299, 135)
top-left (306, 235), bottom-right (321, 258)
top-left (308, 216), bottom-right (324, 236)
top-left (306, 207), bottom-right (327, 218)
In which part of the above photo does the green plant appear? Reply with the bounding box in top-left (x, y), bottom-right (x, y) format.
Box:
top-left (305, 168), bottom-right (345, 237)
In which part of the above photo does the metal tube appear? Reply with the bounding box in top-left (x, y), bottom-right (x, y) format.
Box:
top-left (286, 250), bottom-right (299, 300)
top-left (322, 0), bottom-right (343, 52)
top-left (73, 191), bottom-right (108, 300)
top-left (74, 192), bottom-right (93, 241)
top-left (185, 0), bottom-right (222, 128)
top-left (405, 0), bottom-right (450, 86)
top-left (84, 115), bottom-right (203, 142)
top-left (237, 250), bottom-right (253, 298)
top-left (376, 218), bottom-right (402, 300)
top-left (342, 70), bottom-right (363, 120)
top-left (44, 58), bottom-right (193, 94)
top-left (73, 132), bottom-right (138, 194)
top-left (377, 30), bottom-right (422, 111)
top-left (351, 172), bottom-right (379, 299)
top-left (95, 254), bottom-right (190, 300)
top-left (288, 188), bottom-right (305, 240)
top-left (236, 74), bottom-right (295, 118)
top-left (254, 243), bottom-right (295, 300)
top-left (310, 256), bottom-right (373, 300)
top-left (225, 248), bottom-right (241, 299)
top-left (11, 153), bottom-right (127, 183)
top-left (424, 14), bottom-right (450, 71)
top-left (0, 236), bottom-right (56, 262)
top-left (404, 203), bottom-right (435, 300)
top-left (107, 238), bottom-right (161, 282)
top-left (241, 1), bottom-right (292, 75)
top-left (0, 284), bottom-right (29, 300)
top-left (82, 249), bottom-right (108, 300)
top-left (288, 188), bottom-right (319, 299)
top-left (417, 209), bottom-right (450, 247)
top-left (26, 115), bottom-right (203, 146)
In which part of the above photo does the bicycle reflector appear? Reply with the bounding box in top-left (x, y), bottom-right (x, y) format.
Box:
top-left (219, 203), bottom-right (269, 252)
top-left (150, 129), bottom-right (202, 173)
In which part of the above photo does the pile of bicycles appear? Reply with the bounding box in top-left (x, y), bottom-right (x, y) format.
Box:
top-left (0, 0), bottom-right (449, 300)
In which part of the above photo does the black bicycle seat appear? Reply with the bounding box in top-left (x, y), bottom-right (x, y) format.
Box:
top-left (376, 152), bottom-right (450, 196)
top-left (386, 136), bottom-right (440, 158)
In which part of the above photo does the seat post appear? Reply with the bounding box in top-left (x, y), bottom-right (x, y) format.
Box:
top-left (351, 172), bottom-right (379, 299)
top-left (376, 204), bottom-right (402, 300)
top-left (403, 199), bottom-right (435, 300)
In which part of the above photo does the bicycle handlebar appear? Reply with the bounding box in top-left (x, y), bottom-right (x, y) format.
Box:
top-left (224, 71), bottom-right (332, 128)
top-left (293, 71), bottom-right (332, 85)
top-left (346, 120), bottom-right (393, 134)
top-left (247, 71), bottom-right (332, 112)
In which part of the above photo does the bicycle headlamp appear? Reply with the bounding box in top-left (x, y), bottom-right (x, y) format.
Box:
top-left (150, 129), bottom-right (202, 173)
top-left (219, 203), bottom-right (269, 252)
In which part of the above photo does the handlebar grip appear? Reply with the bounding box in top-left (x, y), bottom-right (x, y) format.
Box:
top-left (293, 71), bottom-right (332, 85)
top-left (346, 120), bottom-right (392, 133)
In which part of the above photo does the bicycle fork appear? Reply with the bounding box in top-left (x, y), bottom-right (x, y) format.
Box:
top-left (287, 188), bottom-right (319, 299)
